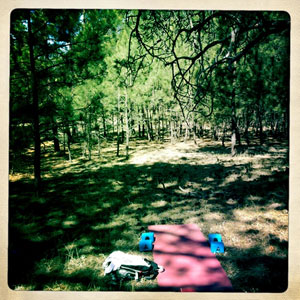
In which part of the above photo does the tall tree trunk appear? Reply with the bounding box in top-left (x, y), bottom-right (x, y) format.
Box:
top-left (97, 130), bottom-right (101, 158)
top-left (28, 11), bottom-right (41, 194)
top-left (142, 123), bottom-right (145, 138)
top-left (87, 111), bottom-right (92, 160)
top-left (222, 122), bottom-right (226, 147)
top-left (63, 130), bottom-right (66, 152)
top-left (82, 120), bottom-right (87, 158)
top-left (231, 101), bottom-right (238, 156)
top-left (52, 121), bottom-right (60, 152)
top-left (254, 48), bottom-right (264, 145)
top-left (138, 122), bottom-right (141, 138)
top-left (212, 125), bottom-right (218, 141)
top-left (112, 113), bottom-right (115, 136)
top-left (229, 28), bottom-right (239, 156)
top-left (66, 126), bottom-right (72, 162)
top-left (257, 107), bottom-right (264, 145)
top-left (150, 108), bottom-right (154, 140)
top-left (244, 113), bottom-right (250, 147)
top-left (116, 88), bottom-right (121, 157)
top-left (157, 104), bottom-right (161, 141)
top-left (184, 123), bottom-right (189, 142)
top-left (125, 88), bottom-right (129, 159)
top-left (101, 107), bottom-right (107, 138)
top-left (161, 106), bottom-right (165, 141)
top-left (139, 105), bottom-right (144, 138)
top-left (170, 119), bottom-right (175, 144)
top-left (121, 116), bottom-right (124, 143)
top-left (143, 105), bottom-right (153, 141)
top-left (231, 130), bottom-right (236, 156)
top-left (72, 123), bottom-right (77, 139)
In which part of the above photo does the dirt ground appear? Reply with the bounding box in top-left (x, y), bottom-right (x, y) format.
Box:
top-left (9, 137), bottom-right (289, 292)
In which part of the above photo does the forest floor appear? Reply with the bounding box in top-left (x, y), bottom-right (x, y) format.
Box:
top-left (9, 136), bottom-right (289, 292)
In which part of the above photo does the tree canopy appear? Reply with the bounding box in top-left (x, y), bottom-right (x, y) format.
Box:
top-left (10, 9), bottom-right (290, 191)
top-left (9, 9), bottom-right (290, 292)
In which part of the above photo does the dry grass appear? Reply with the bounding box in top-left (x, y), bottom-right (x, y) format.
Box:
top-left (9, 137), bottom-right (288, 292)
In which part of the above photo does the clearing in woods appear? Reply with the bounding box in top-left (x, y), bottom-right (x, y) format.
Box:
top-left (9, 137), bottom-right (288, 292)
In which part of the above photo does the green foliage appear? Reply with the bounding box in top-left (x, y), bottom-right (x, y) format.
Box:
top-left (9, 9), bottom-right (290, 292)
top-left (10, 9), bottom-right (289, 156)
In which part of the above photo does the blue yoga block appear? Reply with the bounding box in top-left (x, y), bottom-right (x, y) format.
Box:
top-left (208, 233), bottom-right (225, 253)
top-left (210, 241), bottom-right (224, 253)
top-left (139, 239), bottom-right (153, 251)
top-left (141, 232), bottom-right (155, 242)
top-left (139, 232), bottom-right (155, 251)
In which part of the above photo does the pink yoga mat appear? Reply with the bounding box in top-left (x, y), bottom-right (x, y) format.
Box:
top-left (148, 224), bottom-right (233, 292)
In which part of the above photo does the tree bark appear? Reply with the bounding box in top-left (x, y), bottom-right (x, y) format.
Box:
top-left (97, 130), bottom-right (101, 158)
top-left (87, 110), bottom-right (92, 160)
top-left (254, 48), bottom-right (264, 145)
top-left (101, 107), bottom-right (107, 138)
top-left (116, 88), bottom-right (120, 156)
top-left (244, 113), bottom-right (250, 147)
top-left (125, 88), bottom-right (130, 159)
top-left (28, 11), bottom-right (41, 194)
top-left (229, 28), bottom-right (239, 156)
top-left (66, 126), bottom-right (72, 162)
top-left (170, 119), bottom-right (175, 144)
top-left (143, 105), bottom-right (153, 141)
top-left (52, 122), bottom-right (60, 152)
top-left (222, 122), bottom-right (226, 147)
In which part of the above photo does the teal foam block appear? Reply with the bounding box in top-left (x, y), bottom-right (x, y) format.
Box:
top-left (139, 232), bottom-right (155, 251)
top-left (208, 233), bottom-right (225, 253)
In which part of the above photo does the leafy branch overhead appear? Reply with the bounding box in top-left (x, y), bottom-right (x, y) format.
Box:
top-left (127, 10), bottom-right (290, 118)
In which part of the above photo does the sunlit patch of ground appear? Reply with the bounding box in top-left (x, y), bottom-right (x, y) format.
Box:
top-left (9, 137), bottom-right (288, 292)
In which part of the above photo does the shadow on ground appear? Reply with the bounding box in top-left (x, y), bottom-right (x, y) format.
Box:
top-left (8, 142), bottom-right (288, 292)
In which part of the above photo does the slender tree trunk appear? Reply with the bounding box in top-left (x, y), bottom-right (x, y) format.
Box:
top-left (150, 108), bottom-right (154, 140)
top-left (254, 49), bottom-right (264, 145)
top-left (180, 124), bottom-right (183, 137)
top-left (274, 119), bottom-right (279, 136)
top-left (259, 115), bottom-right (263, 145)
top-left (125, 88), bottom-right (129, 159)
top-left (170, 119), bottom-right (175, 144)
top-left (231, 99), bottom-right (238, 156)
top-left (198, 124), bottom-right (203, 138)
top-left (82, 115), bottom-right (87, 158)
top-left (63, 130), bottom-right (66, 152)
top-left (157, 104), bottom-right (161, 141)
top-left (139, 105), bottom-right (144, 138)
top-left (66, 126), bottom-right (72, 162)
top-left (144, 105), bottom-right (152, 141)
top-left (222, 122), bottom-right (226, 147)
top-left (138, 122), bottom-right (141, 138)
top-left (184, 123), bottom-right (189, 142)
top-left (231, 130), bottom-right (236, 156)
top-left (52, 121), bottom-right (60, 152)
top-left (212, 125), bottom-right (218, 141)
top-left (236, 122), bottom-right (241, 145)
top-left (161, 106), bottom-right (165, 141)
top-left (87, 111), bottom-right (92, 160)
top-left (97, 130), bottom-right (101, 158)
top-left (82, 142), bottom-right (87, 157)
top-left (121, 116), bottom-right (124, 143)
top-left (101, 107), bottom-right (107, 138)
top-left (116, 87), bottom-right (120, 157)
top-left (229, 28), bottom-right (239, 156)
top-left (112, 113), bottom-right (115, 136)
top-left (28, 11), bottom-right (41, 194)
top-left (244, 114), bottom-right (250, 147)
top-left (72, 123), bottom-right (77, 139)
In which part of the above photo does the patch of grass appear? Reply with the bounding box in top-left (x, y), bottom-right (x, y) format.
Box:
top-left (9, 137), bottom-right (288, 292)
